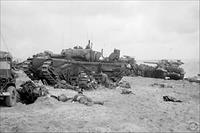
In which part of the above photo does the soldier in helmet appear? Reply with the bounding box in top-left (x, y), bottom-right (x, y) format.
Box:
top-left (71, 90), bottom-right (104, 106)
top-left (51, 88), bottom-right (104, 106)
top-left (100, 71), bottom-right (113, 88)
top-left (51, 94), bottom-right (72, 102)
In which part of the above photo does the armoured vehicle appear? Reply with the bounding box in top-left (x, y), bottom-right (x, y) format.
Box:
top-left (0, 51), bottom-right (17, 106)
top-left (143, 59), bottom-right (185, 80)
top-left (23, 42), bottom-right (136, 86)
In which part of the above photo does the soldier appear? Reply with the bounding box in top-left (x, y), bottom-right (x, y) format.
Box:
top-left (89, 71), bottom-right (98, 89)
top-left (108, 49), bottom-right (120, 61)
top-left (74, 46), bottom-right (83, 49)
top-left (51, 94), bottom-right (72, 102)
top-left (78, 71), bottom-right (94, 90)
top-left (100, 72), bottom-right (112, 88)
top-left (85, 40), bottom-right (92, 49)
top-left (71, 90), bottom-right (104, 106)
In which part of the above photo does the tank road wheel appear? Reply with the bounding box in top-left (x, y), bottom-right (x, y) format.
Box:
top-left (5, 86), bottom-right (17, 107)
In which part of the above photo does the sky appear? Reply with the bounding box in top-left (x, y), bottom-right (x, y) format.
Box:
top-left (0, 1), bottom-right (199, 61)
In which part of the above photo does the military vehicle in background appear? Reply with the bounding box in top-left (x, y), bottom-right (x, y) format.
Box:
top-left (0, 51), bottom-right (17, 106)
top-left (137, 64), bottom-right (155, 78)
top-left (23, 40), bottom-right (137, 86)
top-left (143, 59), bottom-right (185, 80)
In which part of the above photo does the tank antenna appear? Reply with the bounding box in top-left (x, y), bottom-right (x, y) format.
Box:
top-left (0, 32), bottom-right (10, 52)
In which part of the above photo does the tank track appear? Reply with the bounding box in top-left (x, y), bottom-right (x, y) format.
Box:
top-left (41, 60), bottom-right (60, 85)
top-left (22, 58), bottom-right (36, 80)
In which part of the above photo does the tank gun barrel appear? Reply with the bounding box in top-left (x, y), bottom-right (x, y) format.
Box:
top-left (50, 54), bottom-right (65, 59)
top-left (143, 61), bottom-right (159, 64)
top-left (52, 58), bottom-right (123, 67)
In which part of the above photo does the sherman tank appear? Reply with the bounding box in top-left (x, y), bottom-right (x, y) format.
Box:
top-left (61, 48), bottom-right (102, 62)
top-left (143, 59), bottom-right (185, 80)
top-left (23, 41), bottom-right (136, 86)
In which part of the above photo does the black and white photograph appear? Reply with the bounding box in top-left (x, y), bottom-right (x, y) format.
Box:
top-left (0, 0), bottom-right (199, 132)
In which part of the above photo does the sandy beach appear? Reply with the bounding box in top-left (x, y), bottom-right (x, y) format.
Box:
top-left (0, 71), bottom-right (199, 132)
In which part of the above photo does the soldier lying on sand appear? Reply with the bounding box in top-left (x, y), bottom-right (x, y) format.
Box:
top-left (51, 94), bottom-right (72, 102)
top-left (71, 90), bottom-right (104, 106)
top-left (51, 90), bottom-right (104, 106)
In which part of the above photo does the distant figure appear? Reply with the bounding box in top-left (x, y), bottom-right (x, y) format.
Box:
top-left (74, 46), bottom-right (83, 49)
top-left (85, 40), bottom-right (92, 49)
top-left (71, 90), bottom-right (104, 106)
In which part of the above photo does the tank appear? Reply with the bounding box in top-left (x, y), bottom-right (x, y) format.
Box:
top-left (137, 64), bottom-right (155, 78)
top-left (22, 42), bottom-right (136, 86)
top-left (143, 59), bottom-right (185, 80)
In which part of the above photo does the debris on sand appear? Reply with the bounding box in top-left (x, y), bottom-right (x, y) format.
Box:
top-left (184, 75), bottom-right (200, 83)
top-left (17, 80), bottom-right (49, 104)
top-left (118, 123), bottom-right (148, 132)
top-left (30, 96), bottom-right (60, 108)
top-left (121, 89), bottom-right (135, 95)
top-left (54, 80), bottom-right (77, 90)
top-left (151, 83), bottom-right (173, 88)
top-left (118, 80), bottom-right (131, 88)
top-left (163, 96), bottom-right (182, 102)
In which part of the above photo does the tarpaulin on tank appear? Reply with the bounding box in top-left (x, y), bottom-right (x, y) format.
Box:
top-left (61, 48), bottom-right (102, 62)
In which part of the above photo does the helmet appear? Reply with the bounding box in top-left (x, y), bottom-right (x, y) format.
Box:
top-left (78, 89), bottom-right (83, 94)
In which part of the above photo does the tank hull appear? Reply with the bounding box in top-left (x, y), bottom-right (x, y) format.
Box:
top-left (23, 57), bottom-right (127, 86)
